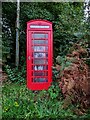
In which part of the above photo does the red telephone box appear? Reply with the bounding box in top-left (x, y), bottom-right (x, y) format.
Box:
top-left (27, 19), bottom-right (53, 90)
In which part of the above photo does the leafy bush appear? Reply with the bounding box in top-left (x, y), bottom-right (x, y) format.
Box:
top-left (55, 44), bottom-right (90, 114)
top-left (4, 64), bottom-right (26, 83)
top-left (86, 59), bottom-right (90, 67)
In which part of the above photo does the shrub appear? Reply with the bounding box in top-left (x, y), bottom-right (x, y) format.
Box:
top-left (55, 43), bottom-right (90, 114)
top-left (4, 64), bottom-right (26, 83)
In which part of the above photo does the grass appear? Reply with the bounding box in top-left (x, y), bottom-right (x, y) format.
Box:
top-left (2, 81), bottom-right (90, 120)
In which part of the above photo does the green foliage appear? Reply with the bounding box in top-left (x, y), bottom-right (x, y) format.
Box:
top-left (2, 34), bottom-right (11, 63)
top-left (52, 67), bottom-right (60, 81)
top-left (2, 20), bottom-right (13, 63)
top-left (86, 59), bottom-right (90, 67)
top-left (22, 3), bottom-right (54, 20)
top-left (48, 83), bottom-right (61, 100)
top-left (2, 2), bottom-right (87, 65)
top-left (4, 64), bottom-right (26, 83)
top-left (2, 83), bottom-right (90, 119)
top-left (53, 3), bottom-right (84, 58)
top-left (2, 2), bottom-right (16, 63)
top-left (56, 56), bottom-right (72, 72)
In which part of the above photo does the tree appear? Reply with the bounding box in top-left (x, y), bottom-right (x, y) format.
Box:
top-left (2, 2), bottom-right (16, 64)
top-left (15, 0), bottom-right (20, 67)
top-left (2, 2), bottom-right (86, 65)
top-left (84, 0), bottom-right (90, 22)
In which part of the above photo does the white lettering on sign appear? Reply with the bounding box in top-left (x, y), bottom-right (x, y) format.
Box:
top-left (30, 25), bottom-right (50, 28)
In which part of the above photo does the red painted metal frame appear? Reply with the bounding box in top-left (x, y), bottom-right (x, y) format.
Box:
top-left (27, 19), bottom-right (53, 90)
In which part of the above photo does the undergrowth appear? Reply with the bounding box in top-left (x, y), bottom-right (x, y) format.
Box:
top-left (4, 64), bottom-right (26, 83)
top-left (2, 43), bottom-right (90, 119)
top-left (2, 82), bottom-right (90, 119)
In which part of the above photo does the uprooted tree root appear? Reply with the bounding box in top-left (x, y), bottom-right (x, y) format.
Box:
top-left (56, 44), bottom-right (90, 115)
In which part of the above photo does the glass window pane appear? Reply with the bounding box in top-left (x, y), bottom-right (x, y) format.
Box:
top-left (32, 52), bottom-right (48, 58)
top-left (34, 59), bottom-right (48, 64)
top-left (33, 72), bottom-right (48, 76)
top-left (33, 78), bottom-right (48, 82)
top-left (32, 40), bottom-right (48, 44)
top-left (33, 46), bottom-right (48, 51)
top-left (32, 65), bottom-right (48, 70)
top-left (32, 33), bottom-right (48, 39)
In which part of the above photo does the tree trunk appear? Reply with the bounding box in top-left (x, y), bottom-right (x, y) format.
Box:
top-left (15, 0), bottom-right (20, 67)
top-left (84, 0), bottom-right (90, 22)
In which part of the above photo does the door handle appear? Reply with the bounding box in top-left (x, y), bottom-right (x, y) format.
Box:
top-left (28, 56), bottom-right (31, 60)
